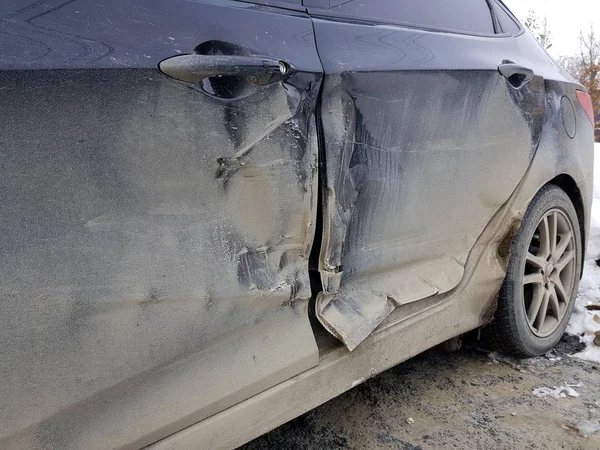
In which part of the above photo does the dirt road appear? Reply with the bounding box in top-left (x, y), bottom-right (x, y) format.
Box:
top-left (241, 335), bottom-right (600, 450)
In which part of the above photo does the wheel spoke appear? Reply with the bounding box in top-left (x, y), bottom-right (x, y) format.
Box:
top-left (554, 277), bottom-right (568, 303)
top-left (538, 215), bottom-right (551, 258)
top-left (535, 289), bottom-right (550, 331)
top-left (548, 285), bottom-right (561, 319)
top-left (549, 211), bottom-right (558, 255)
top-left (527, 285), bottom-right (545, 324)
top-left (523, 272), bottom-right (544, 286)
top-left (555, 250), bottom-right (575, 273)
top-left (526, 252), bottom-right (546, 269)
top-left (554, 231), bottom-right (572, 262)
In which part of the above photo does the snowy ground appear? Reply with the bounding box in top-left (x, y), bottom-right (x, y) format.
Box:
top-left (567, 143), bottom-right (600, 362)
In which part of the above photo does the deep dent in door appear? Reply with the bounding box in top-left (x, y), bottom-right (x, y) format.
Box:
top-left (315, 69), bottom-right (545, 351)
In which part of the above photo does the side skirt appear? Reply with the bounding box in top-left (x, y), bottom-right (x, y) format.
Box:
top-left (146, 238), bottom-right (507, 450)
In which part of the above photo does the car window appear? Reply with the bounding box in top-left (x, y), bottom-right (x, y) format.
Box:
top-left (492, 1), bottom-right (521, 34)
top-left (305, 0), bottom-right (495, 35)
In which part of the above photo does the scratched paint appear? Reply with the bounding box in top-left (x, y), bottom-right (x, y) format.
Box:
top-left (310, 18), bottom-right (549, 350)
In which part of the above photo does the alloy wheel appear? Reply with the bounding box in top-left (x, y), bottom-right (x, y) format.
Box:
top-left (523, 208), bottom-right (577, 337)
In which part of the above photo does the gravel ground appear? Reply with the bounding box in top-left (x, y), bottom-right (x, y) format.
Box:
top-left (240, 335), bottom-right (600, 450)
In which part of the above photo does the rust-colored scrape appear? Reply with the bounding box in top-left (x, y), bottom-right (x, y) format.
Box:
top-left (497, 217), bottom-right (522, 266)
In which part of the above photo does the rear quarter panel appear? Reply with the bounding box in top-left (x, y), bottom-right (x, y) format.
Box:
top-left (513, 31), bottom-right (594, 243)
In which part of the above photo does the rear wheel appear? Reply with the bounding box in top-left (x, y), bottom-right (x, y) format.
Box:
top-left (493, 185), bottom-right (582, 357)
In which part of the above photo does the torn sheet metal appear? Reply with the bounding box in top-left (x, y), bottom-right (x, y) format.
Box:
top-left (311, 18), bottom-right (546, 350)
top-left (316, 255), bottom-right (466, 351)
top-left (317, 289), bottom-right (394, 352)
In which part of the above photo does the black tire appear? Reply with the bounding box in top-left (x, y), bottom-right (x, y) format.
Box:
top-left (492, 184), bottom-right (582, 357)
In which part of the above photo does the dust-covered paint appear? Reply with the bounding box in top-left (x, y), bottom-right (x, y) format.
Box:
top-left (0, 1), bottom-right (596, 449)
top-left (145, 13), bottom-right (594, 450)
top-left (0, 0), bottom-right (324, 448)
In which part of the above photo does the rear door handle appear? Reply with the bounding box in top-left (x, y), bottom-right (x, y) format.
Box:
top-left (158, 54), bottom-right (293, 85)
top-left (498, 62), bottom-right (534, 89)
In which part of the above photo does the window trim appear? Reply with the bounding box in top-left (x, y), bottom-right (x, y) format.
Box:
top-left (485, 0), bottom-right (502, 34)
top-left (303, 0), bottom-right (509, 38)
top-left (491, 0), bottom-right (525, 36)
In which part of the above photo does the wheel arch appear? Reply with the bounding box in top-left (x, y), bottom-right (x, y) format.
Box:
top-left (546, 174), bottom-right (586, 277)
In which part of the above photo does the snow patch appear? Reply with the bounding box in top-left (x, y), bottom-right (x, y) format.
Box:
top-left (487, 350), bottom-right (562, 372)
top-left (567, 419), bottom-right (600, 437)
top-left (567, 144), bottom-right (600, 363)
top-left (532, 383), bottom-right (581, 399)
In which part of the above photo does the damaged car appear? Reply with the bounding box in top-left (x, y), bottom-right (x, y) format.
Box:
top-left (0, 0), bottom-right (595, 449)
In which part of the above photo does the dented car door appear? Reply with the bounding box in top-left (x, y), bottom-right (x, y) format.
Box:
top-left (0, 0), bottom-right (322, 448)
top-left (306, 0), bottom-right (546, 349)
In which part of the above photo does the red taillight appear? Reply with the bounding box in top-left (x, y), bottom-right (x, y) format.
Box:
top-left (576, 90), bottom-right (595, 126)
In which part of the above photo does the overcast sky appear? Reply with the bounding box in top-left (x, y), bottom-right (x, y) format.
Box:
top-left (504, 0), bottom-right (599, 58)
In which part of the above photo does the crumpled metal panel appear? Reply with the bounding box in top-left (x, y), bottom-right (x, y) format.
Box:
top-left (0, 0), bottom-right (323, 448)
top-left (311, 18), bottom-right (547, 350)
